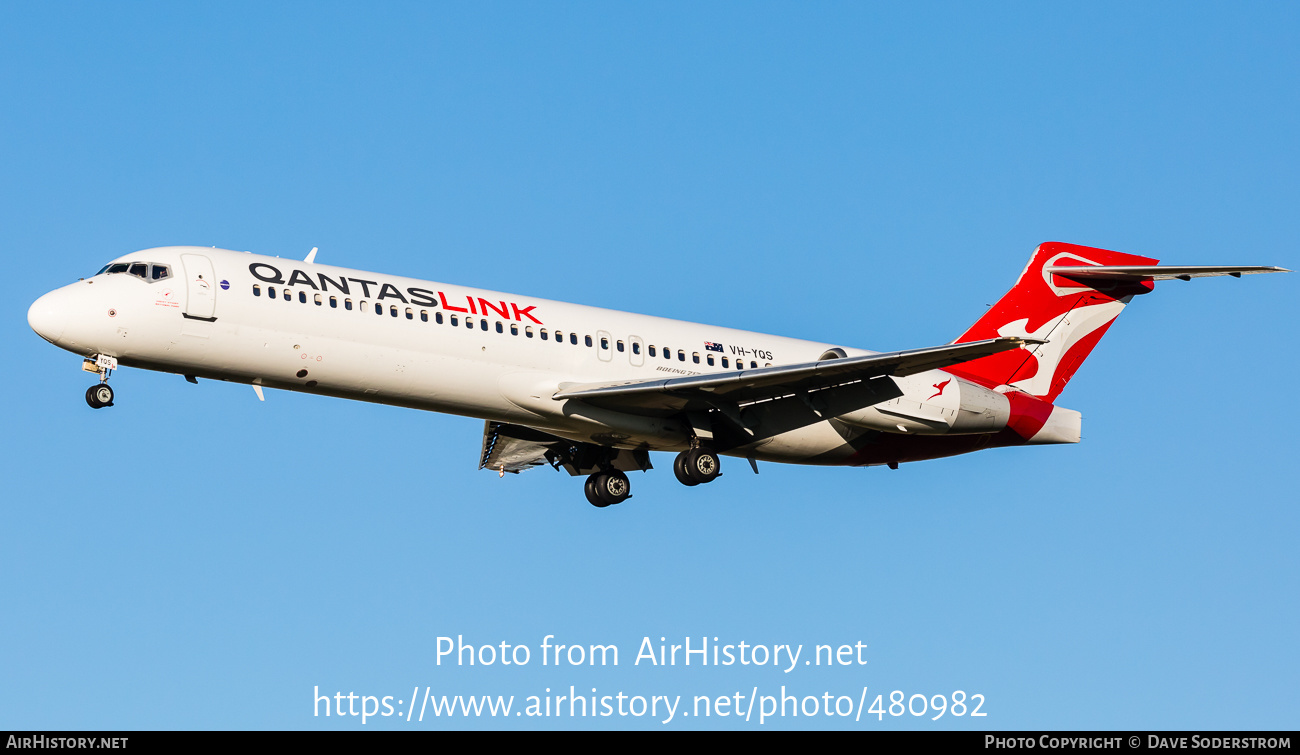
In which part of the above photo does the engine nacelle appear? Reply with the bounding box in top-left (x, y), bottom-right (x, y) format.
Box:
top-left (837, 373), bottom-right (1011, 435)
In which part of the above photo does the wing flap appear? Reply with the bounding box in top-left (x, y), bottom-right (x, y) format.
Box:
top-left (478, 421), bottom-right (561, 474)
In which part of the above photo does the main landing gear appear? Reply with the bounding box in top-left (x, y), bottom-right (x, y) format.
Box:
top-left (673, 447), bottom-right (721, 487)
top-left (83, 354), bottom-right (118, 409)
top-left (584, 470), bottom-right (631, 508)
top-left (581, 447), bottom-right (721, 507)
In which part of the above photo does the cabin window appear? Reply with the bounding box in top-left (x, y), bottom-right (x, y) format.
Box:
top-left (375, 303), bottom-right (383, 315)
top-left (295, 291), bottom-right (304, 303)
top-left (330, 296), bottom-right (337, 308)
top-left (388, 306), bottom-right (397, 317)
top-left (511, 323), bottom-right (519, 336)
top-left (253, 285), bottom-right (261, 297)
top-left (405, 307), bottom-right (413, 320)
top-left (751, 361), bottom-right (758, 368)
top-left (570, 333), bottom-right (578, 345)
top-left (663, 348), bottom-right (671, 360)
top-left (585, 335), bottom-right (593, 347)
top-left (526, 327), bottom-right (534, 338)
top-left (283, 289), bottom-right (291, 301)
top-left (420, 310), bottom-right (428, 322)
top-left (480, 319), bottom-right (488, 331)
top-left (267, 286), bottom-right (276, 298)
top-left (344, 298), bottom-right (353, 311)
top-left (616, 340), bottom-right (624, 352)
top-left (496, 321), bottom-right (504, 333)
top-left (314, 294), bottom-right (323, 306)
top-left (360, 300), bottom-right (368, 312)
top-left (678, 350), bottom-right (686, 362)
top-left (451, 315), bottom-right (459, 326)
top-left (540, 329), bottom-right (548, 341)
top-left (648, 345), bottom-right (656, 357)
top-left (151, 265), bottom-right (170, 280)
top-left (692, 353), bottom-right (700, 364)
top-left (722, 356), bottom-right (729, 368)
top-left (465, 317), bottom-right (474, 329)
top-left (600, 337), bottom-right (609, 350)
top-left (706, 354), bottom-right (714, 366)
top-left (436, 312), bottom-right (444, 324)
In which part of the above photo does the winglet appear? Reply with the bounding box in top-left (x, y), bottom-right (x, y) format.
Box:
top-left (304, 247), bottom-right (318, 264)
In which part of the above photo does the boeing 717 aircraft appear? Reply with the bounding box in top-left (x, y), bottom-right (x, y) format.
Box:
top-left (27, 242), bottom-right (1286, 507)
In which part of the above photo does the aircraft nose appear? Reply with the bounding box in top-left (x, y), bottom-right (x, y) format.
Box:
top-left (28, 290), bottom-right (67, 344)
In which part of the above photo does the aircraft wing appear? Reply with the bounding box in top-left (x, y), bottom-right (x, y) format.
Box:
top-left (553, 336), bottom-right (1037, 415)
top-left (478, 421), bottom-right (563, 474)
top-left (478, 420), bottom-right (656, 477)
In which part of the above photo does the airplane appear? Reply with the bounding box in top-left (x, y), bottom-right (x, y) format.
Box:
top-left (27, 242), bottom-right (1287, 507)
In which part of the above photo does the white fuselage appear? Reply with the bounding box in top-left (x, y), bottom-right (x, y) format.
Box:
top-left (29, 246), bottom-right (1025, 466)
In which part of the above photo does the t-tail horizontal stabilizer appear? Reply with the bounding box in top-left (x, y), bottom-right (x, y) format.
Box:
top-left (1045, 265), bottom-right (1290, 283)
top-left (949, 242), bottom-right (1290, 402)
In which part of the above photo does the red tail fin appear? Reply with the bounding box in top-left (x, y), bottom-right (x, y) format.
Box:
top-left (946, 242), bottom-right (1158, 401)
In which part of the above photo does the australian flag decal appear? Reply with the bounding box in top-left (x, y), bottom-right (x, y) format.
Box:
top-left (704, 342), bottom-right (724, 352)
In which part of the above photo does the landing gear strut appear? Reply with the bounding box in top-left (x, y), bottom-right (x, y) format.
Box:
top-left (674, 447), bottom-right (721, 486)
top-left (83, 354), bottom-right (118, 409)
top-left (585, 470), bottom-right (631, 508)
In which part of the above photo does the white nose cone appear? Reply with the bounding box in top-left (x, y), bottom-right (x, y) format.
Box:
top-left (28, 290), bottom-right (66, 344)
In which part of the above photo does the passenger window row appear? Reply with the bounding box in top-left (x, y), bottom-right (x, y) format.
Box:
top-left (250, 284), bottom-right (767, 370)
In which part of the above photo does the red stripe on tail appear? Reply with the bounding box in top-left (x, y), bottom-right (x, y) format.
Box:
top-left (945, 242), bottom-right (1157, 401)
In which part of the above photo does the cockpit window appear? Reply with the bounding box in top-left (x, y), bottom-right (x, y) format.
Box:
top-left (95, 261), bottom-right (172, 281)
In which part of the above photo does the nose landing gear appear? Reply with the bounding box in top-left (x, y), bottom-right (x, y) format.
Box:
top-left (83, 354), bottom-right (118, 409)
top-left (85, 383), bottom-right (114, 409)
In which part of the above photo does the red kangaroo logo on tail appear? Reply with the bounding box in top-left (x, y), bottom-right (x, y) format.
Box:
top-left (928, 379), bottom-right (951, 400)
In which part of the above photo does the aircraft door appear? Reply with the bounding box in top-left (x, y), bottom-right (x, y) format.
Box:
top-left (629, 335), bottom-right (645, 367)
top-left (181, 253), bottom-right (218, 320)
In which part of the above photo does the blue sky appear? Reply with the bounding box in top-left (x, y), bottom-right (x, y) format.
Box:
top-left (2, 2), bottom-right (1296, 730)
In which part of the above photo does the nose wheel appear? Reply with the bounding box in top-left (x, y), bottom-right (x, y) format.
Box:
top-left (83, 354), bottom-right (118, 409)
top-left (85, 383), bottom-right (114, 409)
